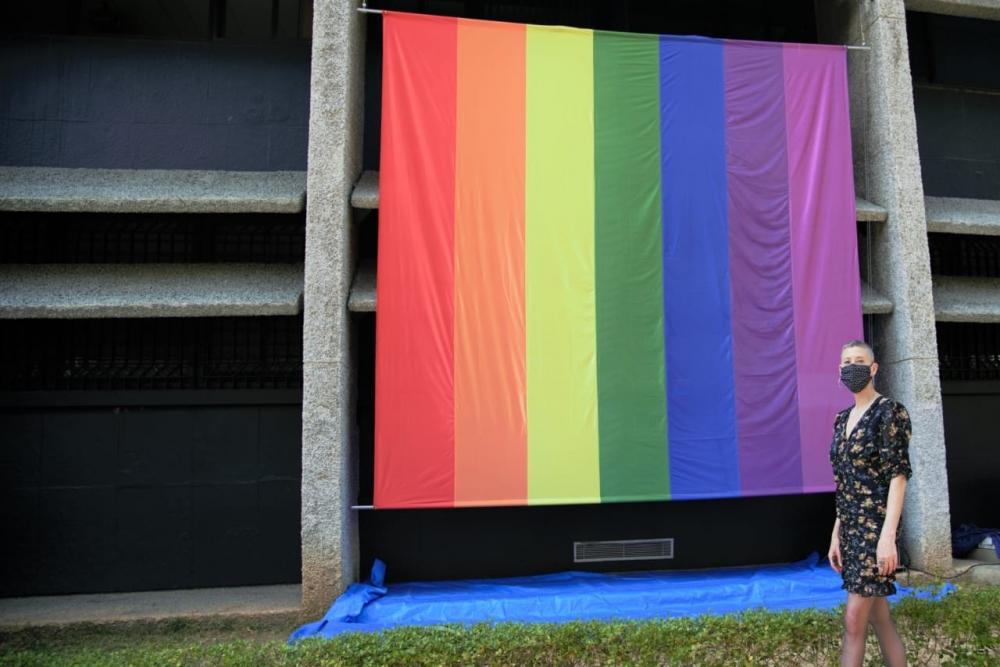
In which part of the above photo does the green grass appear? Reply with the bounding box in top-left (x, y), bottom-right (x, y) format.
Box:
top-left (1, 583), bottom-right (997, 666)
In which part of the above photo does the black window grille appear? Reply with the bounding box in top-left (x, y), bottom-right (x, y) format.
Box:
top-left (929, 233), bottom-right (1000, 278)
top-left (937, 322), bottom-right (1000, 382)
top-left (0, 213), bottom-right (305, 264)
top-left (0, 316), bottom-right (303, 391)
top-left (861, 313), bottom-right (883, 361)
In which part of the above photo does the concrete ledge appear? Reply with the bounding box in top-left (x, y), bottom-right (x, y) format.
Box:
top-left (352, 171), bottom-right (887, 225)
top-left (350, 261), bottom-right (890, 317)
top-left (856, 197), bottom-right (888, 223)
top-left (0, 167), bottom-right (307, 214)
top-left (350, 170), bottom-right (379, 209)
top-left (925, 196), bottom-right (1000, 236)
top-left (348, 258), bottom-right (375, 312)
top-left (862, 281), bottom-right (894, 315)
top-left (0, 584), bottom-right (302, 629)
top-left (905, 0), bottom-right (1000, 21)
top-left (0, 263), bottom-right (304, 318)
top-left (933, 276), bottom-right (1000, 322)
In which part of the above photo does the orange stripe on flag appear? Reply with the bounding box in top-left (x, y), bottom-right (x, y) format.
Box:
top-left (454, 18), bottom-right (528, 506)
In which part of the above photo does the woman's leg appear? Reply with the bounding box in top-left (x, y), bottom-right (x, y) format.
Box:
top-left (868, 596), bottom-right (907, 666)
top-left (841, 593), bottom-right (876, 667)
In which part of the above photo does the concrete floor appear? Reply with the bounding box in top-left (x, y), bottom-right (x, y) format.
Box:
top-left (949, 558), bottom-right (1000, 586)
top-left (897, 557), bottom-right (1000, 588)
top-left (0, 584), bottom-right (301, 628)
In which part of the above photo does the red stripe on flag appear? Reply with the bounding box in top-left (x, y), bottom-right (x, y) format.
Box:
top-left (374, 12), bottom-right (458, 508)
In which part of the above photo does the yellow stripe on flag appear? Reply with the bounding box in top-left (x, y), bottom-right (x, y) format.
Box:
top-left (525, 25), bottom-right (600, 504)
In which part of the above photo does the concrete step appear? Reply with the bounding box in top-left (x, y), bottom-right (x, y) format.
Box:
top-left (351, 170), bottom-right (889, 224)
top-left (348, 258), bottom-right (376, 312)
top-left (0, 167), bottom-right (307, 214)
top-left (0, 263), bottom-right (303, 318)
top-left (862, 281), bottom-right (893, 315)
top-left (925, 196), bottom-right (1000, 236)
top-left (350, 170), bottom-right (380, 209)
top-left (0, 584), bottom-right (302, 629)
top-left (905, 0), bottom-right (1000, 22)
top-left (856, 197), bottom-right (888, 223)
top-left (349, 260), bottom-right (891, 316)
top-left (933, 275), bottom-right (1000, 323)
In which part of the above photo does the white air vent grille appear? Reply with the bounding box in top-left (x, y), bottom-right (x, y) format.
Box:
top-left (573, 538), bottom-right (674, 563)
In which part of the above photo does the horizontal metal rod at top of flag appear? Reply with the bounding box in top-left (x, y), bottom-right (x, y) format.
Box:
top-left (354, 6), bottom-right (871, 50)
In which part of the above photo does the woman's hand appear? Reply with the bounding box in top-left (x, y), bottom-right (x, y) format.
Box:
top-left (876, 536), bottom-right (898, 576)
top-left (828, 537), bottom-right (842, 573)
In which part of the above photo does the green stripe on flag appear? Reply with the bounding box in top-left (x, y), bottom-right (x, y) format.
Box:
top-left (594, 31), bottom-right (670, 501)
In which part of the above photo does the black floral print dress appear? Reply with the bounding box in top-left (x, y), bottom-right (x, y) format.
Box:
top-left (829, 395), bottom-right (913, 596)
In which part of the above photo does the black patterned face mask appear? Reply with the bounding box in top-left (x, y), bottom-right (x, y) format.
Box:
top-left (840, 363), bottom-right (873, 393)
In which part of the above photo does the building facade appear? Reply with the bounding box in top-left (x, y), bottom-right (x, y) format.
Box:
top-left (1, 0), bottom-right (998, 618)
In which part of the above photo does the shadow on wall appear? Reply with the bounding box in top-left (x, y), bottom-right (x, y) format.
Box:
top-left (0, 36), bottom-right (310, 171)
top-left (909, 11), bottom-right (1000, 200)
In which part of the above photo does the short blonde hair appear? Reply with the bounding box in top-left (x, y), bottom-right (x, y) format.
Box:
top-left (841, 339), bottom-right (875, 362)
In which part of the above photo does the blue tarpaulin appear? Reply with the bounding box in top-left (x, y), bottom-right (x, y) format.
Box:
top-left (288, 552), bottom-right (955, 643)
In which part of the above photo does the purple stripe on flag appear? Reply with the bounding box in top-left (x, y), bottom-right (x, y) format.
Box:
top-left (784, 44), bottom-right (864, 492)
top-left (723, 41), bottom-right (803, 495)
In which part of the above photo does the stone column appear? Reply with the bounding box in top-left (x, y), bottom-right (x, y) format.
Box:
top-left (301, 0), bottom-right (366, 616)
top-left (816, 0), bottom-right (953, 574)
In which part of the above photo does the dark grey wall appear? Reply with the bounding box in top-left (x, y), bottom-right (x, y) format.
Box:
top-left (908, 12), bottom-right (1000, 200)
top-left (913, 84), bottom-right (1000, 200)
top-left (0, 35), bottom-right (310, 170)
top-left (940, 382), bottom-right (1000, 530)
top-left (359, 494), bottom-right (838, 584)
top-left (0, 401), bottom-right (302, 596)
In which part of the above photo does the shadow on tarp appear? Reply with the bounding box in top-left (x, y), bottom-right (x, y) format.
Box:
top-left (288, 552), bottom-right (955, 643)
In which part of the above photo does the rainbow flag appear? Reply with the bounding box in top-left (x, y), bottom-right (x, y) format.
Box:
top-left (374, 12), bottom-right (862, 509)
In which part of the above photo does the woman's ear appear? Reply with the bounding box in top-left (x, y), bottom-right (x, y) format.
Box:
top-left (871, 361), bottom-right (879, 377)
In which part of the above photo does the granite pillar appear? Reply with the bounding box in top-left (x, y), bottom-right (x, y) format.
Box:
top-left (816, 0), bottom-right (953, 574)
top-left (300, 0), bottom-right (366, 615)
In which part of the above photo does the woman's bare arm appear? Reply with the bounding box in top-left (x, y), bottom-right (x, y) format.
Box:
top-left (881, 475), bottom-right (907, 540)
top-left (876, 475), bottom-right (907, 575)
top-left (828, 516), bottom-right (843, 572)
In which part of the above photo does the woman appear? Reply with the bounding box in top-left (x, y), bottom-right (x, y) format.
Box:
top-left (828, 339), bottom-right (913, 667)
